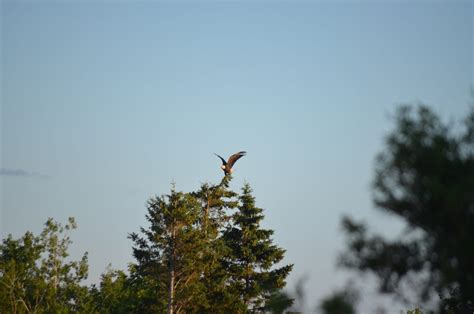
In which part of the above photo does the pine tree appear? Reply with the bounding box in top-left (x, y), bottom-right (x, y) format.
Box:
top-left (191, 175), bottom-right (240, 312)
top-left (223, 183), bottom-right (293, 312)
top-left (128, 178), bottom-right (293, 313)
top-left (129, 187), bottom-right (207, 313)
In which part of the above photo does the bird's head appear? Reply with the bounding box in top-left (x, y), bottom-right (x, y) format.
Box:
top-left (221, 165), bottom-right (226, 170)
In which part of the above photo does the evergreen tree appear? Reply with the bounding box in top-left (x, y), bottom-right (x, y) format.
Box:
top-left (129, 187), bottom-right (207, 313)
top-left (223, 183), bottom-right (293, 312)
top-left (192, 175), bottom-right (238, 236)
top-left (191, 175), bottom-right (241, 312)
top-left (128, 178), bottom-right (293, 313)
top-left (262, 290), bottom-right (294, 314)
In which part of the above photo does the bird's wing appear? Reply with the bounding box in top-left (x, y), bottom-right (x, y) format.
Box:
top-left (227, 151), bottom-right (246, 168)
top-left (214, 153), bottom-right (227, 165)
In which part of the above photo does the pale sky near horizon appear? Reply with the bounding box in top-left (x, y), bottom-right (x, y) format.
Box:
top-left (1, 1), bottom-right (472, 312)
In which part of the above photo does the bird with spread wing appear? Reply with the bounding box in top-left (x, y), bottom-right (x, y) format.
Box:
top-left (215, 151), bottom-right (246, 175)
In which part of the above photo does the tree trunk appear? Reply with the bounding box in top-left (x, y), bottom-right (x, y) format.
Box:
top-left (168, 266), bottom-right (175, 314)
top-left (204, 198), bottom-right (210, 236)
top-left (168, 224), bottom-right (176, 314)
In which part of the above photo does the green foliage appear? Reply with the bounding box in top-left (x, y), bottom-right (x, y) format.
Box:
top-left (319, 286), bottom-right (359, 314)
top-left (0, 177), bottom-right (291, 313)
top-left (262, 290), bottom-right (294, 314)
top-left (129, 188), bottom-right (207, 313)
top-left (223, 183), bottom-right (293, 311)
top-left (339, 105), bottom-right (474, 310)
top-left (88, 267), bottom-right (139, 314)
top-left (128, 177), bottom-right (292, 313)
top-left (0, 217), bottom-right (90, 313)
top-left (189, 176), bottom-right (240, 312)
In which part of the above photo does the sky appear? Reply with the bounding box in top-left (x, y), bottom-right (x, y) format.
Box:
top-left (1, 1), bottom-right (472, 312)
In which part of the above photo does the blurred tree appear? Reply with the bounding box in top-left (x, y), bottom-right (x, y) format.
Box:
top-left (319, 286), bottom-right (359, 314)
top-left (0, 217), bottom-right (90, 313)
top-left (340, 105), bottom-right (474, 310)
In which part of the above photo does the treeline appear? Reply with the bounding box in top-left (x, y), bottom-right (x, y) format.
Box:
top-left (0, 176), bottom-right (293, 313)
top-left (2, 103), bottom-right (474, 314)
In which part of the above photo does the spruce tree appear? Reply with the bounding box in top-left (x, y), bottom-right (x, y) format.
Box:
top-left (191, 175), bottom-right (240, 312)
top-left (128, 178), bottom-right (293, 313)
top-left (223, 183), bottom-right (293, 312)
top-left (129, 187), bottom-right (207, 313)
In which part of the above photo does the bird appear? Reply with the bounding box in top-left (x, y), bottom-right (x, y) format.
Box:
top-left (215, 151), bottom-right (246, 175)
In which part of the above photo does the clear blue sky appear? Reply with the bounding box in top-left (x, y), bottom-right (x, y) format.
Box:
top-left (1, 1), bottom-right (472, 312)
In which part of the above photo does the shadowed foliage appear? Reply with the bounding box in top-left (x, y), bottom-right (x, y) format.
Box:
top-left (319, 286), bottom-right (359, 314)
top-left (340, 104), bottom-right (474, 311)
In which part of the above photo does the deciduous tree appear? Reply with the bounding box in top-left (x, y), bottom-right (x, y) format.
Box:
top-left (340, 105), bottom-right (474, 310)
top-left (0, 217), bottom-right (90, 313)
